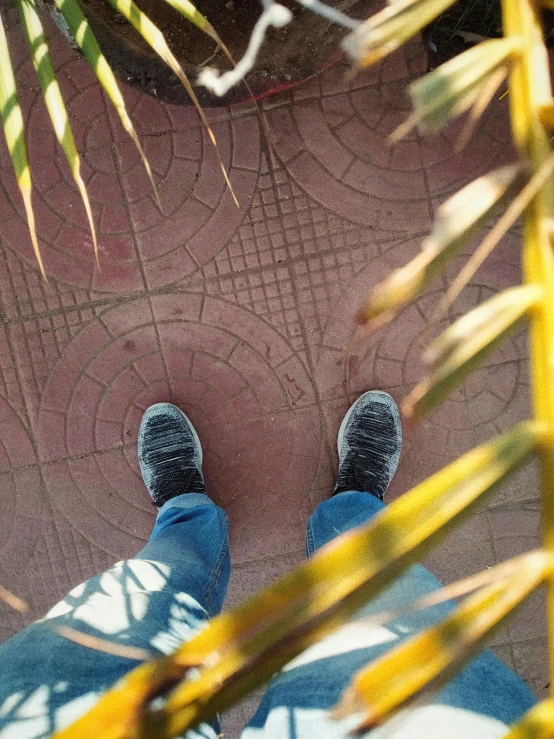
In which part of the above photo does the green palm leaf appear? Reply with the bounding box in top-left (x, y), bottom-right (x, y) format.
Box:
top-left (162, 0), bottom-right (219, 41)
top-left (0, 13), bottom-right (45, 278)
top-left (107, 0), bottom-right (238, 206)
top-left (163, 0), bottom-right (240, 73)
top-left (53, 0), bottom-right (160, 208)
top-left (17, 0), bottom-right (99, 266)
top-left (393, 38), bottom-right (522, 140)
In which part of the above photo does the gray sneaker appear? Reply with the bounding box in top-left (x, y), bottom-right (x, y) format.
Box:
top-left (138, 403), bottom-right (205, 508)
top-left (333, 391), bottom-right (402, 500)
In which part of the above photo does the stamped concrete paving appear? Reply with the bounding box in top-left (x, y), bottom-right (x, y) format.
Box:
top-left (0, 1), bottom-right (546, 733)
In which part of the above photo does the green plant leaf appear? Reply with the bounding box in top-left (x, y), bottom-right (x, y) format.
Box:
top-left (54, 421), bottom-right (542, 739)
top-left (53, 0), bottom-right (160, 208)
top-left (161, 0), bottom-right (219, 41)
top-left (333, 549), bottom-right (553, 729)
top-left (453, 67), bottom-right (507, 153)
top-left (404, 285), bottom-right (542, 418)
top-left (341, 0), bottom-right (457, 68)
top-left (356, 163), bottom-right (526, 328)
top-left (162, 0), bottom-right (243, 90)
top-left (392, 37), bottom-right (521, 140)
top-left (164, 0), bottom-right (265, 146)
top-left (0, 13), bottom-right (45, 278)
top-left (164, 0), bottom-right (248, 99)
top-left (17, 0), bottom-right (99, 266)
top-left (106, 0), bottom-right (238, 206)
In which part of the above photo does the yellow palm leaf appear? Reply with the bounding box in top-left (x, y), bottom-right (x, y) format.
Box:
top-left (357, 163), bottom-right (526, 328)
top-left (54, 422), bottom-right (542, 739)
top-left (342, 0), bottom-right (457, 68)
top-left (503, 699), bottom-right (554, 739)
top-left (0, 583), bottom-right (28, 613)
top-left (333, 550), bottom-right (554, 729)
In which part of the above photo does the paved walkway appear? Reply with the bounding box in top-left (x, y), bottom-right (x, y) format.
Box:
top-left (0, 3), bottom-right (546, 732)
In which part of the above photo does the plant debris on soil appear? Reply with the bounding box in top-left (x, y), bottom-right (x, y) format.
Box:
top-left (76, 0), bottom-right (375, 104)
top-left (425, 0), bottom-right (502, 68)
top-left (426, 0), bottom-right (554, 69)
top-left (49, 0), bottom-right (554, 106)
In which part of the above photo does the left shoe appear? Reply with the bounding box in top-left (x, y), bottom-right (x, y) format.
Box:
top-left (138, 403), bottom-right (205, 508)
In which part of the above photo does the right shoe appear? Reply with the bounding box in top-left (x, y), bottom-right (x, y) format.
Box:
top-left (333, 391), bottom-right (402, 500)
top-left (138, 403), bottom-right (205, 508)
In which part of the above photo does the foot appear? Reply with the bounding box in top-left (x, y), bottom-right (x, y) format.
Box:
top-left (138, 403), bottom-right (205, 508)
top-left (333, 391), bottom-right (402, 500)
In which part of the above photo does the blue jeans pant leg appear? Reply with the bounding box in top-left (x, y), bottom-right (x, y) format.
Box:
top-left (0, 493), bottom-right (229, 739)
top-left (243, 491), bottom-right (537, 739)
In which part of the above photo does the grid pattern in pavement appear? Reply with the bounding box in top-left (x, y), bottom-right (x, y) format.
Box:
top-left (0, 4), bottom-right (544, 733)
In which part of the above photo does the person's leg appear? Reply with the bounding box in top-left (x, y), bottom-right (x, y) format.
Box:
top-left (0, 404), bottom-right (228, 739)
top-left (243, 392), bottom-right (536, 739)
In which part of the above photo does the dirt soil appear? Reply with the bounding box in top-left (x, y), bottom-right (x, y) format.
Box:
top-left (79, 0), bottom-right (377, 105)
top-left (425, 0), bottom-right (502, 69)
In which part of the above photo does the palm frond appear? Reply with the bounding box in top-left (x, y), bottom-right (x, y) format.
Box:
top-left (54, 0), bottom-right (160, 207)
top-left (357, 163), bottom-right (526, 329)
top-left (334, 550), bottom-right (553, 730)
top-left (54, 422), bottom-right (542, 739)
top-left (404, 285), bottom-right (542, 418)
top-left (17, 0), bottom-right (99, 266)
top-left (342, 0), bottom-right (458, 68)
top-left (392, 38), bottom-right (521, 140)
top-left (106, 0), bottom-right (238, 206)
top-left (0, 12), bottom-right (45, 277)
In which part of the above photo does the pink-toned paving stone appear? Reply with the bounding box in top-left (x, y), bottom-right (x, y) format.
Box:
top-left (265, 48), bottom-right (512, 235)
top-left (0, 8), bottom-right (260, 295)
top-left (32, 295), bottom-right (322, 563)
top-left (0, 3), bottom-right (545, 727)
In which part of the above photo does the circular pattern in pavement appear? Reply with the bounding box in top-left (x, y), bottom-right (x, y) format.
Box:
top-left (315, 244), bottom-right (529, 495)
top-left (370, 286), bottom-right (522, 430)
top-left (0, 27), bottom-right (260, 293)
top-left (0, 397), bottom-right (43, 573)
top-left (267, 49), bottom-right (512, 234)
top-left (37, 296), bottom-right (321, 560)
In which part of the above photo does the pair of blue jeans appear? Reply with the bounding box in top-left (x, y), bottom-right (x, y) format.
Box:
top-left (0, 492), bottom-right (537, 739)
